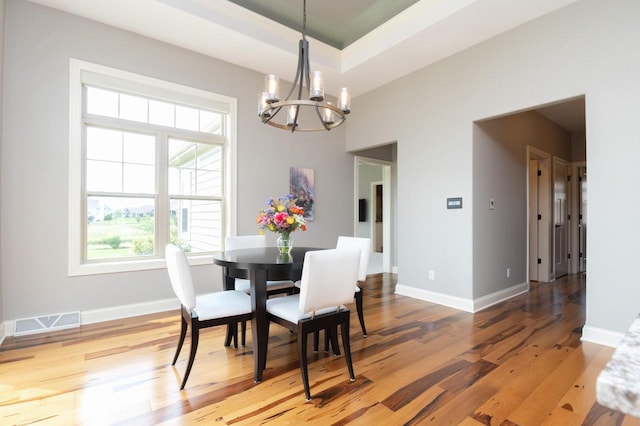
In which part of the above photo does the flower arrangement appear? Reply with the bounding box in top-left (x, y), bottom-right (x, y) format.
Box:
top-left (257, 194), bottom-right (307, 236)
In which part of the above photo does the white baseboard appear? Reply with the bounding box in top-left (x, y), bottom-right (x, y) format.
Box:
top-left (472, 282), bottom-right (529, 312)
top-left (395, 282), bottom-right (527, 313)
top-left (2, 298), bottom-right (179, 338)
top-left (395, 284), bottom-right (475, 312)
top-left (582, 325), bottom-right (623, 348)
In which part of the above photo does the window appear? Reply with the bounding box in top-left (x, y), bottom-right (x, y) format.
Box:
top-left (69, 60), bottom-right (237, 275)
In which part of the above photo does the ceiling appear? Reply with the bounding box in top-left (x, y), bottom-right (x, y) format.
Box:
top-left (27, 0), bottom-right (585, 133)
top-left (227, 0), bottom-right (421, 50)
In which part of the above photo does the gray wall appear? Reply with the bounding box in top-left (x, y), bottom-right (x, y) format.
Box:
top-left (1, 0), bottom-right (353, 322)
top-left (347, 0), bottom-right (640, 335)
top-left (0, 0), bottom-right (5, 334)
top-left (473, 111), bottom-right (571, 297)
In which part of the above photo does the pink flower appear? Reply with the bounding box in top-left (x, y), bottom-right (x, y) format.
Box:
top-left (274, 212), bottom-right (289, 225)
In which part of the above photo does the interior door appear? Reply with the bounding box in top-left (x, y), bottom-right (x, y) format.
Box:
top-left (579, 166), bottom-right (587, 272)
top-left (528, 150), bottom-right (552, 283)
top-left (553, 159), bottom-right (569, 278)
top-left (374, 183), bottom-right (383, 252)
top-left (529, 160), bottom-right (539, 281)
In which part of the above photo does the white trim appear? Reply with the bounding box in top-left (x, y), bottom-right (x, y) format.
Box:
top-left (2, 298), bottom-right (179, 338)
top-left (395, 281), bottom-right (528, 313)
top-left (395, 284), bottom-right (474, 312)
top-left (68, 59), bottom-right (237, 276)
top-left (472, 282), bottom-right (529, 312)
top-left (582, 325), bottom-right (623, 348)
top-left (81, 298), bottom-right (178, 325)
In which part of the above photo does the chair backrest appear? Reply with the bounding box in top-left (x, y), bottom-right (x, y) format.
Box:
top-left (165, 244), bottom-right (196, 311)
top-left (225, 234), bottom-right (267, 251)
top-left (336, 236), bottom-right (371, 282)
top-left (298, 248), bottom-right (360, 315)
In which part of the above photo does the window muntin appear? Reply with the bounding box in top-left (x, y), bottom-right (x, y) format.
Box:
top-left (85, 86), bottom-right (224, 135)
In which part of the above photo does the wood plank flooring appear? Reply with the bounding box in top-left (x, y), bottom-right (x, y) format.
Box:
top-left (1, 273), bottom-right (638, 425)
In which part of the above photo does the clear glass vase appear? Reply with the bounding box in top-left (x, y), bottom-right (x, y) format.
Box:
top-left (276, 234), bottom-right (293, 254)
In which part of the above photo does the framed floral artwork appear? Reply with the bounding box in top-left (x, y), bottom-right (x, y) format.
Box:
top-left (290, 167), bottom-right (315, 221)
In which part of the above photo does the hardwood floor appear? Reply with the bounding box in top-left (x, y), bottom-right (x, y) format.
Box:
top-left (1, 273), bottom-right (638, 425)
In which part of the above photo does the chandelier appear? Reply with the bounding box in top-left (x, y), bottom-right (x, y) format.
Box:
top-left (258, 0), bottom-right (350, 132)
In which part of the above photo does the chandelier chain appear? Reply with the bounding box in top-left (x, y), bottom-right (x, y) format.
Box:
top-left (302, 0), bottom-right (307, 39)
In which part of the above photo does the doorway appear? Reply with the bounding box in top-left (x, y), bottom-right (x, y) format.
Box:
top-left (355, 157), bottom-right (392, 274)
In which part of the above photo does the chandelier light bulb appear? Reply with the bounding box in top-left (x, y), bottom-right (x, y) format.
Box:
top-left (258, 92), bottom-right (270, 117)
top-left (323, 102), bottom-right (335, 125)
top-left (265, 74), bottom-right (279, 102)
top-left (286, 105), bottom-right (297, 127)
top-left (339, 87), bottom-right (351, 114)
top-left (310, 71), bottom-right (324, 101)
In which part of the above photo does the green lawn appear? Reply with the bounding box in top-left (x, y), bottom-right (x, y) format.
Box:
top-left (87, 216), bottom-right (155, 259)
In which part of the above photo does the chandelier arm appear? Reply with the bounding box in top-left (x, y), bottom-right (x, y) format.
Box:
top-left (261, 105), bottom-right (282, 125)
top-left (302, 39), bottom-right (311, 98)
top-left (283, 39), bottom-right (305, 103)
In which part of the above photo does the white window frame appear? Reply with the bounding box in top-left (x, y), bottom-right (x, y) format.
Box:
top-left (69, 59), bottom-right (237, 276)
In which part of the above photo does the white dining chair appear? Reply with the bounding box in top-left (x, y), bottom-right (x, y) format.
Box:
top-left (165, 244), bottom-right (252, 390)
top-left (336, 236), bottom-right (371, 336)
top-left (225, 235), bottom-right (296, 296)
top-left (266, 247), bottom-right (360, 401)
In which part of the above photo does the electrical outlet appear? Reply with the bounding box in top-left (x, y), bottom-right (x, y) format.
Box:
top-left (428, 270), bottom-right (435, 280)
top-left (489, 197), bottom-right (495, 210)
top-left (506, 267), bottom-right (511, 278)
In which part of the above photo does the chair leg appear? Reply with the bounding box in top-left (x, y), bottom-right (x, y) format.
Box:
top-left (232, 323), bottom-right (239, 348)
top-left (313, 330), bottom-right (320, 352)
top-left (180, 322), bottom-right (199, 390)
top-left (327, 325), bottom-right (340, 355)
top-left (172, 316), bottom-right (188, 365)
top-left (299, 324), bottom-right (312, 401)
top-left (241, 321), bottom-right (247, 346)
top-left (340, 318), bottom-right (356, 382)
top-left (224, 323), bottom-right (234, 347)
top-left (355, 289), bottom-right (367, 336)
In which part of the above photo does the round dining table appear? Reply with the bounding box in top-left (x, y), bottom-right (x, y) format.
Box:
top-left (213, 246), bottom-right (322, 382)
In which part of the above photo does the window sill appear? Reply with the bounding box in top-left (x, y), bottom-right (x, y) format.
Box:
top-left (68, 253), bottom-right (214, 276)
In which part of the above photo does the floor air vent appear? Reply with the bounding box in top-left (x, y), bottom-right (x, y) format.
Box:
top-left (14, 311), bottom-right (80, 336)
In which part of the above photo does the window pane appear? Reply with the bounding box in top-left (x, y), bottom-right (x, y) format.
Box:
top-left (123, 132), bottom-right (155, 165)
top-left (119, 93), bottom-right (148, 123)
top-left (168, 139), bottom-right (194, 167)
top-left (87, 160), bottom-right (122, 192)
top-left (170, 198), bottom-right (221, 253)
top-left (175, 105), bottom-right (199, 131)
top-left (200, 110), bottom-right (222, 134)
top-left (168, 139), bottom-right (221, 196)
top-left (86, 87), bottom-right (118, 118)
top-left (149, 99), bottom-right (175, 127)
top-left (123, 164), bottom-right (155, 193)
top-left (87, 196), bottom-right (156, 260)
top-left (87, 127), bottom-right (122, 162)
